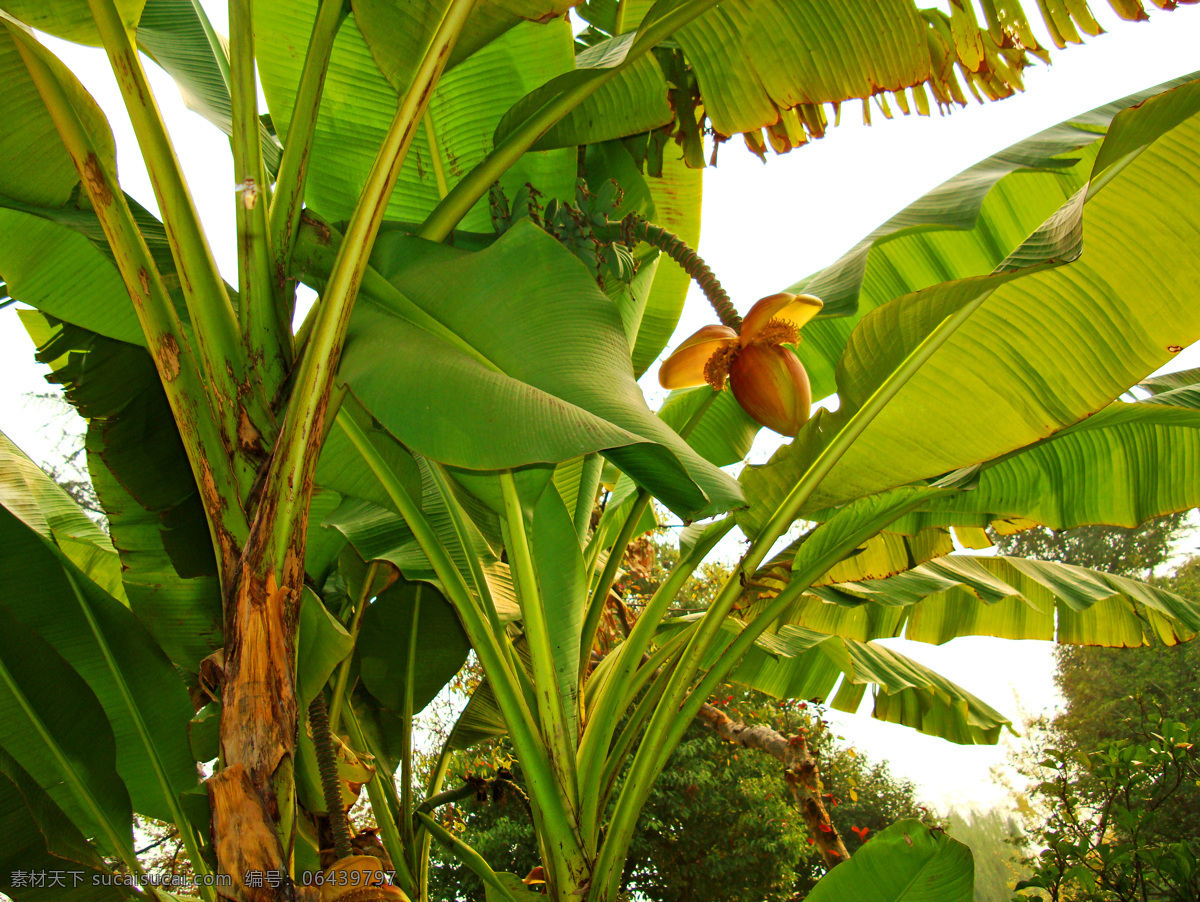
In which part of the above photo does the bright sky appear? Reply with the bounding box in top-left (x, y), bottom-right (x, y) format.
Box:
top-left (3, 2), bottom-right (1200, 817)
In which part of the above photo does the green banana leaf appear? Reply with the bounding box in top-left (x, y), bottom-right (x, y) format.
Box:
top-left (0, 23), bottom-right (228, 340)
top-left (321, 421), bottom-right (520, 617)
top-left (550, 455), bottom-right (592, 531)
top-left (0, 606), bottom-right (133, 859)
top-left (0, 0), bottom-right (144, 46)
top-left (332, 223), bottom-right (744, 520)
top-left (317, 402), bottom-right (424, 508)
top-left (445, 636), bottom-right (533, 752)
top-left (137, 0), bottom-right (282, 173)
top-left (1141, 367), bottom-right (1200, 395)
top-left (754, 526), bottom-right (954, 591)
top-left (353, 0), bottom-right (578, 78)
top-left (0, 27), bottom-right (116, 207)
top-left (757, 554), bottom-right (1200, 649)
top-left (484, 873), bottom-right (543, 902)
top-left (591, 384), bottom-right (754, 572)
top-left (357, 577), bottom-right (470, 716)
top-left (325, 495), bottom-right (428, 576)
top-left (664, 617), bottom-right (1011, 745)
top-left (658, 386), bottom-right (760, 469)
top-left (0, 27), bottom-right (253, 354)
top-left (189, 703), bottom-right (219, 765)
top-left (21, 315), bottom-right (224, 670)
top-left (0, 23), bottom-right (138, 343)
top-left (740, 77), bottom-right (1200, 537)
top-left (491, 30), bottom-right (672, 152)
top-left (297, 588), bottom-right (354, 713)
top-left (792, 71), bottom-right (1199, 403)
top-left (3, 0), bottom-right (275, 171)
top-left (0, 453), bottom-right (200, 826)
top-left (1142, 385), bottom-right (1200, 409)
top-left (0, 430), bottom-right (123, 601)
top-left (0, 184), bottom-right (219, 347)
top-left (0, 207), bottom-right (144, 345)
top-left (579, 140), bottom-right (662, 348)
top-left (903, 399), bottom-right (1200, 534)
top-left (578, 0), bottom-right (1150, 151)
top-left (804, 818), bottom-right (973, 902)
top-left (254, 0), bottom-right (576, 229)
top-left (632, 150), bottom-right (703, 377)
top-left (17, 315), bottom-right (381, 673)
top-left (0, 750), bottom-right (131, 902)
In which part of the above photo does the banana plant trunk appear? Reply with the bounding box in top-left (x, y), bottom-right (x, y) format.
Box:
top-left (209, 525), bottom-right (305, 902)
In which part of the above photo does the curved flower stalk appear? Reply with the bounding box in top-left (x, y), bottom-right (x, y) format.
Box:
top-left (659, 292), bottom-right (823, 436)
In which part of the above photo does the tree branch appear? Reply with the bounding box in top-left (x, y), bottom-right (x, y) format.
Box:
top-left (695, 703), bottom-right (850, 869)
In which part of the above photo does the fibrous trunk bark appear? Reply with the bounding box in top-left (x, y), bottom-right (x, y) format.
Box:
top-left (210, 502), bottom-right (311, 901)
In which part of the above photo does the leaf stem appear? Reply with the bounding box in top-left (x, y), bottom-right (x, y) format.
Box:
top-left (591, 298), bottom-right (996, 898)
top-left (342, 701), bottom-right (418, 895)
top-left (575, 517), bottom-right (732, 845)
top-left (613, 0), bottom-right (630, 34)
top-left (581, 628), bottom-right (688, 844)
top-left (400, 586), bottom-right (422, 854)
top-left (754, 300), bottom-right (994, 545)
top-left (87, 0), bottom-right (254, 479)
top-left (417, 742), bottom-right (454, 901)
top-left (573, 453), bottom-right (603, 543)
top-left (499, 472), bottom-right (580, 806)
top-left (262, 0), bottom-right (477, 568)
top-left (424, 463), bottom-right (520, 679)
top-left (327, 560), bottom-right (380, 735)
top-left (416, 812), bottom-right (521, 902)
top-left (423, 109), bottom-right (449, 200)
top-left (595, 647), bottom-right (678, 817)
top-left (335, 412), bottom-right (585, 868)
top-left (579, 387), bottom-right (719, 675)
top-left (578, 489), bottom-right (650, 675)
top-left (10, 27), bottom-right (248, 582)
top-left (230, 0), bottom-right (288, 399)
top-left (268, 0), bottom-right (348, 301)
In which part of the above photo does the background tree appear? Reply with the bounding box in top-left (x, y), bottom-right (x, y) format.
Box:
top-left (991, 514), bottom-right (1188, 578)
top-left (1012, 713), bottom-right (1199, 901)
top-left (424, 689), bottom-right (936, 902)
top-left (997, 516), bottom-right (1200, 899)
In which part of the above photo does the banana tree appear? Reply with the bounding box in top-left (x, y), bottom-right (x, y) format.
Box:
top-left (1, 0), bottom-right (1200, 900)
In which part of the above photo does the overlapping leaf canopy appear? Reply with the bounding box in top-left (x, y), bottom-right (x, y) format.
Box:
top-left (0, 0), bottom-right (1199, 891)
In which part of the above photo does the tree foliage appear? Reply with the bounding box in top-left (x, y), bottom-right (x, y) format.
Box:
top-left (992, 514), bottom-right (1189, 579)
top-left (1014, 714), bottom-right (1200, 901)
top-left (425, 687), bottom-right (936, 902)
top-left (1001, 519), bottom-right (1200, 901)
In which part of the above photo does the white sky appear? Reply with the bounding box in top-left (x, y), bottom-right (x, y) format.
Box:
top-left (3, 2), bottom-right (1200, 817)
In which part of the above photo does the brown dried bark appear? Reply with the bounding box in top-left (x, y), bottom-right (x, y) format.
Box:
top-left (214, 537), bottom-right (306, 899)
top-left (695, 703), bottom-right (850, 868)
top-left (208, 764), bottom-right (298, 902)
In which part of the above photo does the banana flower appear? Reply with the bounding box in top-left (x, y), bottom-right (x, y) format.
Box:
top-left (658, 293), bottom-right (823, 436)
